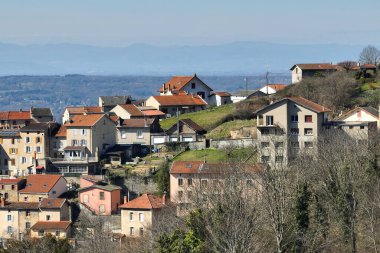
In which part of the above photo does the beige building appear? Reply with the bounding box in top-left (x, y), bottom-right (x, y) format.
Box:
top-left (51, 114), bottom-right (116, 175)
top-left (120, 194), bottom-right (168, 237)
top-left (0, 178), bottom-right (26, 202)
top-left (337, 106), bottom-right (379, 129)
top-left (18, 175), bottom-right (67, 202)
top-left (116, 118), bottom-right (161, 145)
top-left (0, 130), bottom-right (21, 176)
top-left (62, 106), bottom-right (103, 124)
top-left (165, 118), bottom-right (206, 142)
top-left (110, 104), bottom-right (145, 119)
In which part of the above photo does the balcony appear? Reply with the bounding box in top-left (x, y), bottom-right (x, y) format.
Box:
top-left (50, 157), bottom-right (98, 164)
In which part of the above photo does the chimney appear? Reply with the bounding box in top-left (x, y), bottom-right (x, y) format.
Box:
top-left (162, 191), bottom-right (166, 205)
top-left (0, 197), bottom-right (5, 207)
top-left (162, 83), bottom-right (165, 93)
top-left (123, 196), bottom-right (127, 204)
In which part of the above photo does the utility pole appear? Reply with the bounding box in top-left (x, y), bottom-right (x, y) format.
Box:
top-left (177, 107), bottom-right (180, 142)
top-left (265, 71), bottom-right (269, 96)
top-left (244, 77), bottom-right (248, 96)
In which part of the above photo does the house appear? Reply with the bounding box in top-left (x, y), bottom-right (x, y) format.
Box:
top-left (110, 104), bottom-right (145, 119)
top-left (30, 221), bottom-right (71, 239)
top-left (30, 108), bottom-right (53, 123)
top-left (337, 106), bottom-right (379, 128)
top-left (255, 96), bottom-right (331, 165)
top-left (159, 74), bottom-right (213, 102)
top-left (50, 125), bottom-right (67, 159)
top-left (290, 63), bottom-right (341, 84)
top-left (0, 178), bottom-right (26, 202)
top-left (0, 130), bottom-right (21, 176)
top-left (98, 96), bottom-right (132, 112)
top-left (116, 118), bottom-right (162, 146)
top-left (138, 107), bottom-right (166, 120)
top-left (51, 114), bottom-right (116, 175)
top-left (18, 174), bottom-right (67, 202)
top-left (259, 84), bottom-right (287, 95)
top-left (230, 90), bottom-right (257, 103)
top-left (62, 106), bottom-right (103, 124)
top-left (120, 193), bottom-right (168, 237)
top-left (165, 119), bottom-right (206, 142)
top-left (208, 92), bottom-right (232, 106)
top-left (78, 182), bottom-right (121, 215)
top-left (145, 94), bottom-right (207, 117)
top-left (169, 161), bottom-right (262, 213)
top-left (0, 110), bottom-right (32, 130)
top-left (323, 121), bottom-right (377, 143)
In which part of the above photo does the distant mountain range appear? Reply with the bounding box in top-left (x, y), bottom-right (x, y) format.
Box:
top-left (0, 41), bottom-right (372, 75)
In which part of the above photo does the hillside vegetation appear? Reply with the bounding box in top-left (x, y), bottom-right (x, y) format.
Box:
top-left (174, 148), bottom-right (257, 163)
top-left (206, 119), bottom-right (256, 139)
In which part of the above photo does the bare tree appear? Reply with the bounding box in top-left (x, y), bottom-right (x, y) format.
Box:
top-left (338, 61), bottom-right (358, 72)
top-left (359, 45), bottom-right (380, 65)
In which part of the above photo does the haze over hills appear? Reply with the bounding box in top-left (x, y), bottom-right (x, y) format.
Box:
top-left (0, 41), bottom-right (371, 75)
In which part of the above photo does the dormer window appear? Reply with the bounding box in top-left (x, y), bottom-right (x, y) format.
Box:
top-left (191, 83), bottom-right (196, 89)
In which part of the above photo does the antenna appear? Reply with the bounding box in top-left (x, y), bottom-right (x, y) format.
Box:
top-left (265, 71), bottom-right (269, 96)
top-left (244, 77), bottom-right (248, 97)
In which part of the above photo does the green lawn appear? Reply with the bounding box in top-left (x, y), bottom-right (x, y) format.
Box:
top-left (360, 82), bottom-right (380, 91)
top-left (160, 103), bottom-right (235, 131)
top-left (174, 148), bottom-right (257, 163)
top-left (206, 119), bottom-right (256, 139)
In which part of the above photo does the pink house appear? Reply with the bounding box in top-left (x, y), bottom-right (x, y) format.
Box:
top-left (78, 176), bottom-right (121, 215)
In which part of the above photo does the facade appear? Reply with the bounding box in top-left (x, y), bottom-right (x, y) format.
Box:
top-left (208, 92), bottom-right (232, 106)
top-left (0, 130), bottom-right (21, 176)
top-left (0, 110), bottom-right (31, 130)
top-left (30, 108), bottom-right (54, 123)
top-left (145, 94), bottom-right (207, 117)
top-left (110, 104), bottom-right (145, 119)
top-left (62, 106), bottom-right (103, 124)
top-left (290, 63), bottom-right (340, 84)
top-left (165, 119), bottom-right (206, 142)
top-left (51, 114), bottom-right (116, 175)
top-left (98, 96), bottom-right (132, 112)
top-left (50, 125), bottom-right (67, 159)
top-left (120, 193), bottom-right (168, 237)
top-left (259, 84), bottom-right (287, 95)
top-left (0, 179), bottom-right (26, 201)
top-left (337, 106), bottom-right (379, 128)
top-left (159, 74), bottom-right (213, 103)
top-left (255, 96), bottom-right (331, 165)
top-left (18, 175), bottom-right (67, 202)
top-left (116, 118), bottom-right (161, 145)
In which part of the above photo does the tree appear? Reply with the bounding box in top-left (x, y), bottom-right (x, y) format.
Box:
top-left (338, 61), bottom-right (357, 72)
top-left (155, 161), bottom-right (170, 195)
top-left (4, 234), bottom-right (71, 253)
top-left (359, 45), bottom-right (380, 65)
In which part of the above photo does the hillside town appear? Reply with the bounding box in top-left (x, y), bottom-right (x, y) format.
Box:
top-left (0, 51), bottom-right (379, 252)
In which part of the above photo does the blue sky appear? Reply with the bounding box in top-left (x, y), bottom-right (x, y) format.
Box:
top-left (1, 0), bottom-right (379, 46)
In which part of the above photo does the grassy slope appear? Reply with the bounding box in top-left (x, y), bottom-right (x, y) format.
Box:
top-left (174, 148), bottom-right (257, 163)
top-left (206, 119), bottom-right (256, 139)
top-left (160, 103), bottom-right (235, 131)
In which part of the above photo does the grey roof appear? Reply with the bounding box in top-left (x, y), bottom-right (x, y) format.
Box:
top-left (362, 107), bottom-right (379, 117)
top-left (31, 108), bottom-right (53, 117)
top-left (99, 96), bottom-right (131, 106)
top-left (0, 130), bottom-right (20, 137)
top-left (79, 184), bottom-right (121, 192)
top-left (20, 122), bottom-right (50, 132)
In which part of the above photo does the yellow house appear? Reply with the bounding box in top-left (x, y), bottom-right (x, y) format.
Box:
top-left (0, 130), bottom-right (21, 176)
top-left (0, 178), bottom-right (26, 202)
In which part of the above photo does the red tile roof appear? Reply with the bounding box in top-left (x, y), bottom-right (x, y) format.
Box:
top-left (66, 106), bottom-right (103, 114)
top-left (170, 161), bottom-right (263, 174)
top-left (291, 63), bottom-right (340, 71)
top-left (361, 64), bottom-right (377, 69)
top-left (212, 92), bottom-right (231, 97)
top-left (119, 193), bottom-right (166, 209)
top-left (287, 96), bottom-right (331, 113)
top-left (159, 76), bottom-right (195, 92)
top-left (142, 110), bottom-right (165, 116)
top-left (31, 221), bottom-right (71, 230)
top-left (65, 114), bottom-right (105, 127)
top-left (0, 178), bottom-right (24, 184)
top-left (40, 198), bottom-right (66, 209)
top-left (118, 104), bottom-right (144, 117)
top-left (19, 175), bottom-right (64, 194)
top-left (152, 95), bottom-right (207, 106)
top-left (267, 84), bottom-right (287, 91)
top-left (120, 118), bottom-right (155, 128)
top-left (0, 111), bottom-right (31, 120)
top-left (54, 125), bottom-right (67, 137)
top-left (109, 115), bottom-right (119, 122)
top-left (0, 202), bottom-right (40, 210)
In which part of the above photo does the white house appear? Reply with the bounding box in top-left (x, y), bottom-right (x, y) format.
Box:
top-left (208, 92), bottom-right (232, 106)
top-left (290, 63), bottom-right (341, 84)
top-left (337, 106), bottom-right (379, 128)
top-left (259, 84), bottom-right (287, 95)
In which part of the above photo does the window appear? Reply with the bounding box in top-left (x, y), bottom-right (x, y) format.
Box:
top-left (201, 179), bottom-right (208, 188)
top-left (71, 139), bottom-right (78, 146)
top-left (39, 197), bottom-right (42, 202)
top-left (130, 227), bottom-right (134, 236)
top-left (261, 128), bottom-right (270, 135)
top-left (290, 141), bottom-right (299, 148)
top-left (36, 146), bottom-right (41, 153)
top-left (139, 227), bottom-right (144, 236)
top-left (52, 190), bottom-right (56, 195)
top-left (99, 192), bottom-right (105, 200)
top-left (130, 212), bottom-right (134, 221)
top-left (11, 138), bottom-right (15, 145)
top-left (136, 130), bottom-right (143, 139)
top-left (349, 126), bottom-right (354, 129)
top-left (11, 159), bottom-right (15, 166)
top-left (178, 178), bottom-right (183, 186)
top-left (82, 129), bottom-right (86, 136)
top-left (36, 137), bottom-right (41, 143)
top-left (26, 146), bottom-right (31, 153)
top-left (290, 128), bottom-right (299, 135)
top-left (266, 115), bottom-right (274, 126)
top-left (121, 130), bottom-right (127, 139)
top-left (11, 148), bottom-right (16, 155)
top-left (7, 215), bottom-right (12, 221)
top-left (291, 115), bottom-right (298, 122)
top-left (25, 222), bottom-right (30, 230)
top-left (305, 115), bottom-right (313, 123)
top-left (360, 126), bottom-right (365, 129)
top-left (197, 91), bottom-right (205, 98)
top-left (46, 215), bottom-right (51, 221)
top-left (275, 156), bottom-right (284, 163)
top-left (246, 179), bottom-right (253, 187)
top-left (26, 210), bottom-right (30, 217)
top-left (24, 196), bottom-right (28, 202)
top-left (261, 156), bottom-right (270, 163)
top-left (261, 142), bottom-right (270, 148)
top-left (191, 83), bottom-right (196, 89)
top-left (80, 140), bottom-right (87, 146)
top-left (11, 185), bottom-right (15, 190)
top-left (55, 231), bottom-right (60, 237)
top-left (275, 142), bottom-right (284, 148)
top-left (38, 230), bottom-right (44, 236)
top-left (304, 128), bottom-right (313, 135)
top-left (25, 137), bottom-right (30, 143)
top-left (304, 142), bottom-right (314, 149)
top-left (187, 178), bottom-right (192, 186)
top-left (178, 191), bottom-right (183, 200)
top-left (7, 226), bottom-right (13, 234)
top-left (21, 157), bottom-right (27, 164)
top-left (139, 213), bottom-right (144, 222)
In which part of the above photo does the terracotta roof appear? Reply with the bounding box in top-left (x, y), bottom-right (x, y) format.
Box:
top-left (40, 198), bottom-right (66, 209)
top-left (118, 104), bottom-right (144, 117)
top-left (361, 64), bottom-right (377, 69)
top-left (19, 175), bottom-right (65, 194)
top-left (159, 76), bottom-right (194, 92)
top-left (290, 63), bottom-right (340, 71)
top-left (0, 202), bottom-right (40, 210)
top-left (167, 118), bottom-right (206, 134)
top-left (152, 95), bottom-right (207, 106)
top-left (142, 110), bottom-right (165, 116)
top-left (65, 114), bottom-right (105, 127)
top-left (81, 175), bottom-right (104, 183)
top-left (255, 96), bottom-right (331, 114)
top-left (54, 125), bottom-right (67, 137)
top-left (119, 193), bottom-right (166, 209)
top-left (109, 115), bottom-right (119, 122)
top-left (31, 221), bottom-right (71, 231)
top-left (211, 92), bottom-right (231, 97)
top-left (0, 111), bottom-right (31, 120)
top-left (63, 146), bottom-right (85, 151)
top-left (66, 106), bottom-right (103, 114)
top-left (79, 184), bottom-right (121, 192)
top-left (170, 161), bottom-right (263, 174)
top-left (0, 178), bottom-right (25, 184)
top-left (337, 106), bottom-right (379, 120)
top-left (267, 84), bottom-right (287, 91)
top-left (119, 118), bottom-right (155, 128)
